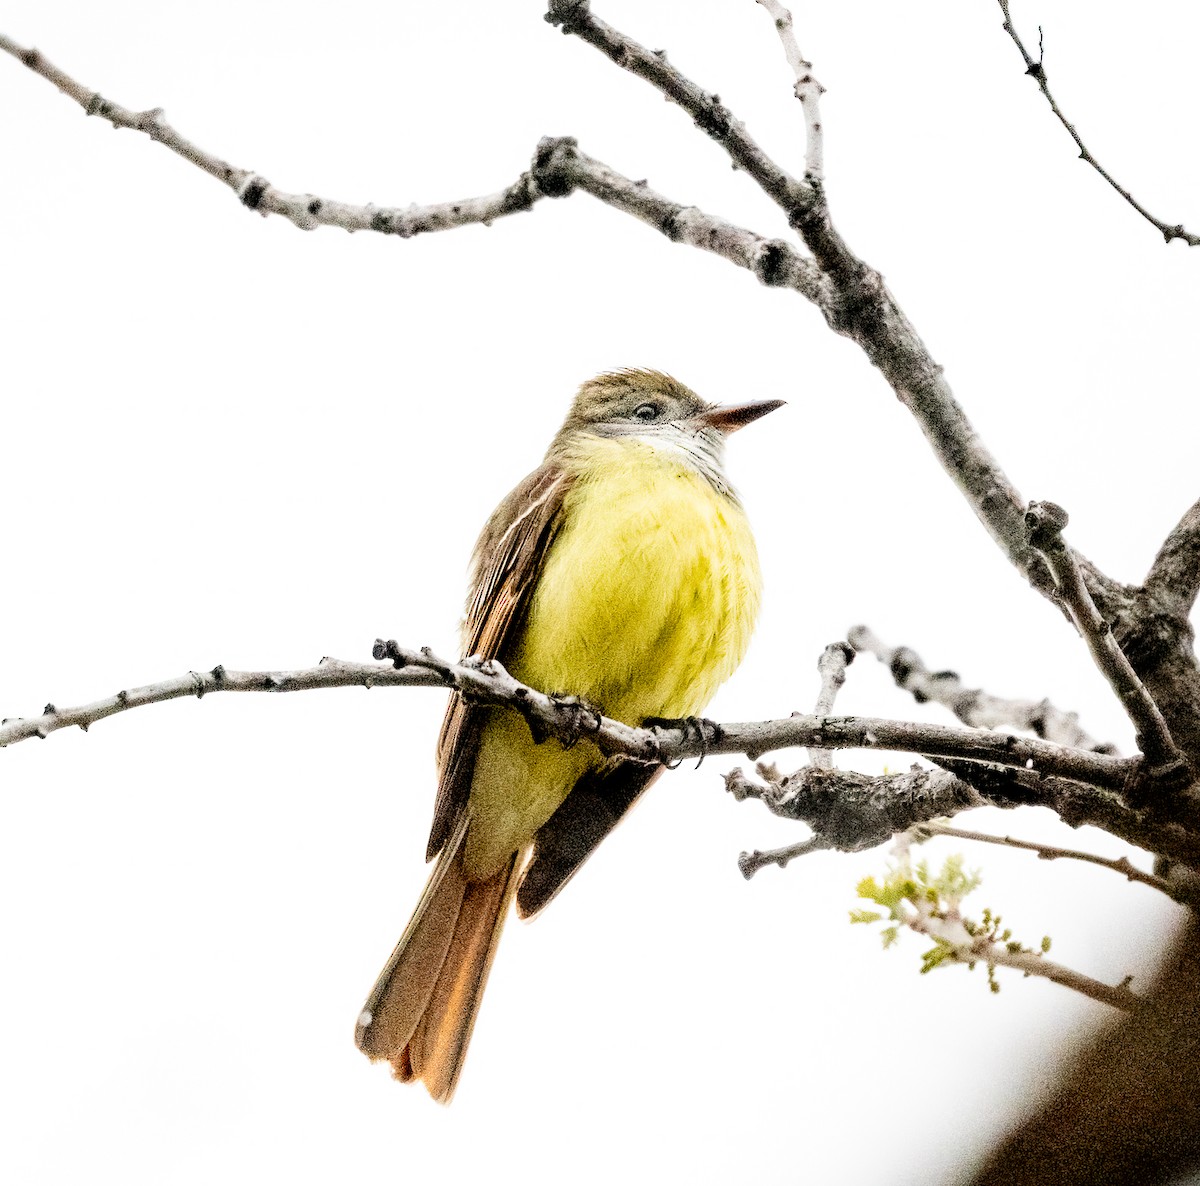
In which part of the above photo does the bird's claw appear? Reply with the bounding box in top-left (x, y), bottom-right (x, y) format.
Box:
top-left (643, 715), bottom-right (723, 769)
top-left (546, 693), bottom-right (604, 750)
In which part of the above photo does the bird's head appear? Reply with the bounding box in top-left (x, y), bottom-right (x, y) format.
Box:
top-left (548, 369), bottom-right (784, 466)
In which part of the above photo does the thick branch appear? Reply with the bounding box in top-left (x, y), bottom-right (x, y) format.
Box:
top-left (729, 755), bottom-right (1200, 874)
top-left (1142, 495), bottom-right (1200, 622)
top-left (1113, 500), bottom-right (1200, 774)
top-left (727, 762), bottom-right (989, 854)
top-left (848, 624), bottom-right (1115, 752)
top-left (995, 1), bottom-right (1199, 247)
top-left (934, 757), bottom-right (1200, 873)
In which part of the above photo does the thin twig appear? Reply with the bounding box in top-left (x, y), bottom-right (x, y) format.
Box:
top-left (848, 624), bottom-right (1115, 753)
top-left (808, 641), bottom-right (854, 768)
top-left (754, 0), bottom-right (825, 179)
top-left (738, 834), bottom-right (834, 878)
top-left (912, 821), bottom-right (1193, 906)
top-left (1026, 501), bottom-right (1186, 785)
top-left (898, 896), bottom-right (1141, 1012)
top-left (995, 0), bottom-right (1199, 246)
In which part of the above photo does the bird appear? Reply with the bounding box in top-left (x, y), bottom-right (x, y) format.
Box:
top-left (354, 369), bottom-right (782, 1100)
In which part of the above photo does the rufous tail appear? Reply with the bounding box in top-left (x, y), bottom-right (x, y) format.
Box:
top-left (354, 813), bottom-right (521, 1102)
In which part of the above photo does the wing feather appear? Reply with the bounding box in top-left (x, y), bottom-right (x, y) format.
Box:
top-left (425, 463), bottom-right (571, 860)
top-left (515, 760), bottom-right (663, 918)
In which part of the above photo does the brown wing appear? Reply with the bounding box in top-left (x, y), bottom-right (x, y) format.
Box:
top-left (425, 462), bottom-right (571, 861)
top-left (515, 759), bottom-right (663, 918)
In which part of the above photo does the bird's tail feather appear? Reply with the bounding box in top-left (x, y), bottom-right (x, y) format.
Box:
top-left (354, 812), bottom-right (521, 1102)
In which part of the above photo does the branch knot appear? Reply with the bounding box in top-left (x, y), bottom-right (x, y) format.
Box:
top-left (532, 136), bottom-right (579, 198)
top-left (544, 0), bottom-right (592, 34)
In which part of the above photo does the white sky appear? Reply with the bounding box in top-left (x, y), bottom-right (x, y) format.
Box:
top-left (1, 2), bottom-right (1197, 1183)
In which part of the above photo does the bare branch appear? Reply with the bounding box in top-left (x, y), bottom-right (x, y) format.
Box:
top-left (0, 642), bottom-right (1138, 793)
top-left (754, 0), bottom-right (825, 179)
top-left (715, 714), bottom-right (1134, 790)
top-left (0, 645), bottom-right (666, 759)
top-left (1143, 495), bottom-right (1200, 621)
top-left (934, 757), bottom-right (1200, 873)
top-left (0, 34), bottom-right (553, 237)
top-left (808, 640), bottom-right (854, 768)
top-left (0, 33), bottom-right (835, 307)
top-left (738, 833), bottom-right (834, 878)
top-left (848, 624), bottom-right (1116, 752)
top-left (912, 820), bottom-right (1194, 907)
top-left (0, 656), bottom-right (446, 746)
top-left (544, 0), bottom-right (1057, 599)
top-left (540, 139), bottom-right (834, 308)
top-left (1026, 501), bottom-right (1187, 784)
top-left (545, 0), bottom-right (816, 215)
top-left (729, 752), bottom-right (1200, 875)
top-left (729, 762), bottom-right (987, 852)
top-left (995, 1), bottom-right (1200, 247)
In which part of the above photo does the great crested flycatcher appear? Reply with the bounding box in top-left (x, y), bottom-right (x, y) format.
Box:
top-left (355, 369), bottom-right (782, 1100)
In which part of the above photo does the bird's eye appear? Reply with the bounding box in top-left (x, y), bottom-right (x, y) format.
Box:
top-left (633, 403), bottom-right (660, 422)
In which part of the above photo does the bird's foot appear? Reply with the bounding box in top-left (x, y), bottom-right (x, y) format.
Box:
top-left (642, 715), bottom-right (724, 769)
top-left (541, 693), bottom-right (605, 749)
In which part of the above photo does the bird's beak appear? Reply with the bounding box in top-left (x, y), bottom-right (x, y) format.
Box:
top-left (690, 398), bottom-right (786, 435)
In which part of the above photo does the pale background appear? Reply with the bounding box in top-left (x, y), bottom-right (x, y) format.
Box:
top-left (0, 2), bottom-right (1196, 1183)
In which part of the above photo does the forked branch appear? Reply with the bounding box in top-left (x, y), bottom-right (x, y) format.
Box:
top-left (2, 13), bottom-right (1081, 604)
top-left (1026, 501), bottom-right (1186, 784)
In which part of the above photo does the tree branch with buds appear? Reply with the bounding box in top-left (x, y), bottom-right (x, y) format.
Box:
top-left (853, 841), bottom-right (1142, 1012)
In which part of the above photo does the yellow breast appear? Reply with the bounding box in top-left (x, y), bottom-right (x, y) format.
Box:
top-left (517, 434), bottom-right (761, 722)
top-left (465, 433), bottom-right (762, 878)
